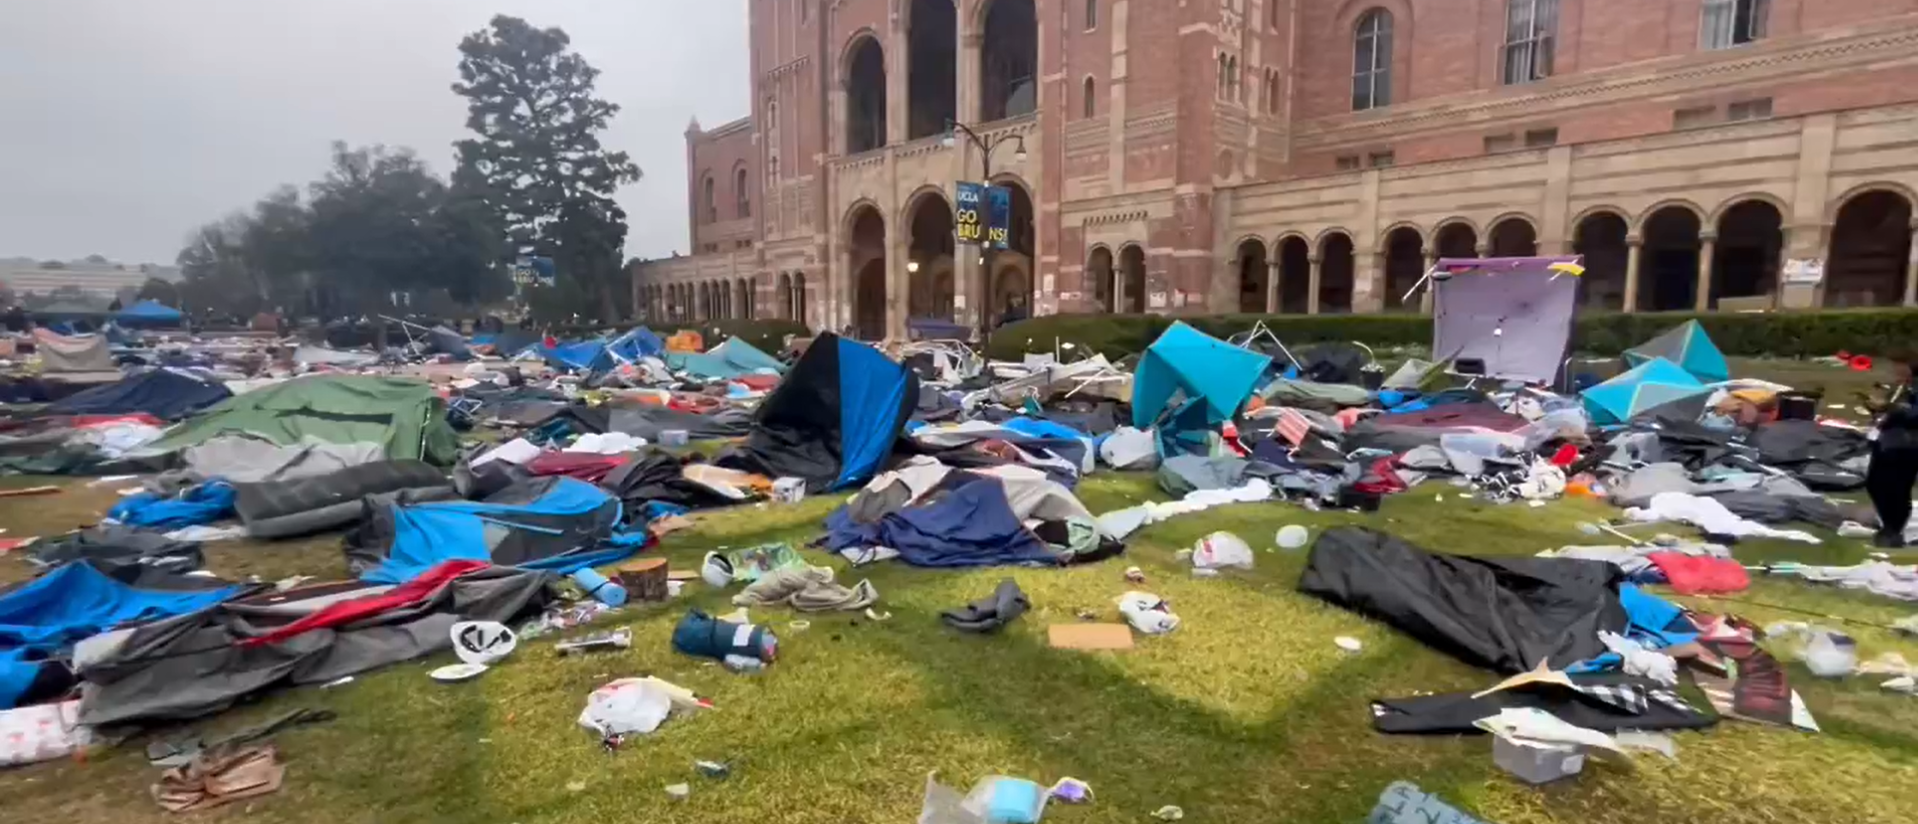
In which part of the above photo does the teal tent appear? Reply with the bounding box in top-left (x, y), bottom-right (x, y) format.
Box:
top-left (1580, 357), bottom-right (1712, 425)
top-left (115, 300), bottom-right (185, 327)
top-left (1624, 321), bottom-right (1729, 383)
top-left (665, 337), bottom-right (786, 380)
top-left (1132, 322), bottom-right (1272, 429)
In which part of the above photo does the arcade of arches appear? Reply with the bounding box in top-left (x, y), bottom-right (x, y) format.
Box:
top-left (1198, 190), bottom-right (1917, 317)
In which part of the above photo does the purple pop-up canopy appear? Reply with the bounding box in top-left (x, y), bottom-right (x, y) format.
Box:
top-left (1430, 255), bottom-right (1582, 384)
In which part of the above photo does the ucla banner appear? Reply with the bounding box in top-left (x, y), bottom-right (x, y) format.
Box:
top-left (985, 185), bottom-right (1011, 250)
top-left (954, 181), bottom-right (985, 245)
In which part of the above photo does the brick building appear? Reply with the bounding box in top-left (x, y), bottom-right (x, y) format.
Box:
top-left (630, 0), bottom-right (1918, 338)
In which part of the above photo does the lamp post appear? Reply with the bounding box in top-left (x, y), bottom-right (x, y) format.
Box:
top-left (942, 120), bottom-right (1026, 335)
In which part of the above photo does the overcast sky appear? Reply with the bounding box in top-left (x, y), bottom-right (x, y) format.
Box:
top-left (0, 0), bottom-right (747, 265)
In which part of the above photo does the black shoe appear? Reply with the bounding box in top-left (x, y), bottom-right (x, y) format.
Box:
top-left (1873, 532), bottom-right (1908, 549)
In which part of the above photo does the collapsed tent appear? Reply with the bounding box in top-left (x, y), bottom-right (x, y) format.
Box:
top-left (74, 563), bottom-right (551, 726)
top-left (1430, 256), bottom-right (1581, 383)
top-left (821, 457), bottom-right (1118, 567)
top-left (44, 369), bottom-right (232, 420)
top-left (146, 375), bottom-right (460, 465)
top-left (1132, 322), bottom-right (1271, 429)
top-left (1, 561), bottom-right (243, 709)
top-left (114, 300), bottom-right (185, 327)
top-left (716, 332), bottom-right (918, 492)
top-left (1297, 527), bottom-right (1625, 673)
top-left (343, 476), bottom-right (646, 584)
top-left (234, 460), bottom-right (454, 539)
top-left (1581, 358), bottom-right (1712, 426)
top-left (1625, 320), bottom-right (1729, 383)
top-left (663, 337), bottom-right (785, 380)
top-left (31, 328), bottom-right (114, 373)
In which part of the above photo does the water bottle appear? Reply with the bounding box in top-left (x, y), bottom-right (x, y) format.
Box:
top-left (570, 568), bottom-right (628, 607)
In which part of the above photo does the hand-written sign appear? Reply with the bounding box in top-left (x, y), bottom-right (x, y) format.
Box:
top-left (954, 182), bottom-right (985, 245)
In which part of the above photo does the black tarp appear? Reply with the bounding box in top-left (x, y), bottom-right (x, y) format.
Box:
top-left (1297, 527), bottom-right (1626, 673)
top-left (1746, 420), bottom-right (1871, 490)
top-left (1372, 672), bottom-right (1716, 734)
top-left (45, 369), bottom-right (232, 420)
top-left (234, 460), bottom-right (454, 539)
top-left (716, 333), bottom-right (919, 492)
top-left (25, 525), bottom-right (205, 574)
top-left (599, 451), bottom-right (741, 522)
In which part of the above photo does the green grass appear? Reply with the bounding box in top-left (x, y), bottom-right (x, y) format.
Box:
top-left (4, 471), bottom-right (1918, 824)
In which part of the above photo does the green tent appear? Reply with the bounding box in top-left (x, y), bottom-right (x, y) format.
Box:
top-left (148, 375), bottom-right (459, 465)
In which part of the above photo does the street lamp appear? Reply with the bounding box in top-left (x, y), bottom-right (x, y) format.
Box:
top-left (941, 120), bottom-right (1028, 335)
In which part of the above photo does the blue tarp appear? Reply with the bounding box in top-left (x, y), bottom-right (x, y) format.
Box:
top-left (350, 477), bottom-right (645, 584)
top-left (1132, 322), bottom-right (1272, 429)
top-left (46, 369), bottom-right (233, 420)
top-left (714, 333), bottom-right (918, 493)
top-left (542, 338), bottom-right (609, 372)
top-left (1624, 320), bottom-right (1730, 384)
top-left (0, 563), bottom-right (242, 707)
top-left (1581, 357), bottom-right (1712, 425)
top-left (664, 337), bottom-right (785, 380)
top-left (835, 337), bottom-right (916, 489)
top-left (109, 481), bottom-right (237, 529)
top-left (823, 474), bottom-right (1056, 567)
top-left (116, 300), bottom-right (185, 326)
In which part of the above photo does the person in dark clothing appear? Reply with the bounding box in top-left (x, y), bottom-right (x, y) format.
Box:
top-left (1866, 352), bottom-right (1918, 548)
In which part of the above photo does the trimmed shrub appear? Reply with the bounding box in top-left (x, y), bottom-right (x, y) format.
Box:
top-left (985, 309), bottom-right (1918, 361)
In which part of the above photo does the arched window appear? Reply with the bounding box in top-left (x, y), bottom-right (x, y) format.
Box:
top-left (1217, 53), bottom-right (1229, 99)
top-left (1352, 9), bottom-right (1392, 111)
top-left (735, 166), bottom-right (751, 219)
top-left (1082, 77), bottom-right (1097, 118)
top-left (1085, 0), bottom-right (1098, 30)
top-left (1226, 55), bottom-right (1240, 101)
top-left (701, 174), bottom-right (716, 224)
top-left (1502, 0), bottom-right (1558, 85)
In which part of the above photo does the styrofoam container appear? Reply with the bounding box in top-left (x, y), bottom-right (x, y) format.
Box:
top-left (1492, 736), bottom-right (1585, 785)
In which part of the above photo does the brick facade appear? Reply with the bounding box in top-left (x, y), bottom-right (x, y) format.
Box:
top-left (633, 1), bottom-right (1918, 335)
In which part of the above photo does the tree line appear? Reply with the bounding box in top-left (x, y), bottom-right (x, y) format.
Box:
top-left (173, 15), bottom-right (640, 324)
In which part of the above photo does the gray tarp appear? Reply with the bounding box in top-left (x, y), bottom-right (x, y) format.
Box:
top-left (35, 331), bottom-right (114, 373)
top-left (176, 437), bottom-right (386, 484)
top-left (1431, 257), bottom-right (1580, 384)
top-left (74, 567), bottom-right (551, 726)
top-left (234, 460), bottom-right (454, 538)
top-left (606, 405), bottom-right (754, 441)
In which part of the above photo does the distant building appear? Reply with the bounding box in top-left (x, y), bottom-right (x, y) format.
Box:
top-left (0, 257), bottom-right (182, 300)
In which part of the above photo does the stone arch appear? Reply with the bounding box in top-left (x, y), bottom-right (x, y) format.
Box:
top-left (1632, 199), bottom-right (1707, 235)
top-left (1432, 220), bottom-right (1479, 259)
top-left (841, 33), bottom-right (887, 154)
top-left (1639, 205), bottom-right (1704, 311)
top-left (1710, 198), bottom-right (1785, 309)
top-left (988, 175), bottom-right (1037, 316)
top-left (737, 278), bottom-right (753, 320)
top-left (1487, 213), bottom-right (1539, 257)
top-left (1374, 221), bottom-right (1423, 254)
top-left (1118, 243), bottom-right (1147, 313)
top-left (1381, 224), bottom-right (1425, 311)
top-left (777, 272), bottom-right (794, 320)
top-left (906, 0), bottom-right (957, 139)
top-left (978, 0), bottom-right (1039, 121)
top-left (904, 188), bottom-right (957, 320)
top-left (1318, 231), bottom-right (1356, 314)
top-left (1313, 225), bottom-right (1356, 247)
top-left (1826, 188), bottom-right (1915, 308)
top-left (1569, 204), bottom-right (1630, 230)
top-left (845, 202), bottom-right (889, 339)
top-left (1572, 209), bottom-right (1631, 310)
top-left (699, 171), bottom-right (716, 224)
top-left (1708, 192), bottom-right (1791, 228)
top-left (1826, 181), bottom-right (1918, 225)
top-left (732, 161), bottom-right (752, 219)
top-left (1086, 245), bottom-right (1115, 312)
top-left (1275, 235), bottom-right (1312, 314)
top-left (1235, 237), bottom-right (1269, 313)
top-left (1081, 75), bottom-right (1097, 119)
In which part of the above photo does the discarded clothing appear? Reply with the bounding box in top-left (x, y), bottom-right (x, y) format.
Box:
top-left (1626, 492), bottom-right (1820, 544)
top-left (1298, 527), bottom-right (1626, 673)
top-left (941, 579), bottom-right (1029, 633)
top-left (1769, 561), bottom-right (1918, 601)
top-left (1646, 553), bottom-right (1750, 595)
top-left (108, 481), bottom-right (236, 529)
top-left (825, 464), bottom-right (1110, 568)
top-left (671, 609), bottom-right (775, 662)
top-left (731, 566), bottom-right (878, 612)
top-left (1373, 672), bottom-right (1712, 735)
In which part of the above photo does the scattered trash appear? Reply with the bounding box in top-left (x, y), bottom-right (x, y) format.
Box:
top-left (570, 567), bottom-right (629, 607)
top-left (320, 676), bottom-right (355, 689)
top-left (1116, 592), bottom-right (1180, 634)
top-left (919, 772), bottom-right (1055, 824)
top-left (1124, 566), bottom-right (1147, 583)
top-left (452, 620), bottom-right (517, 666)
top-left (1883, 676), bottom-right (1917, 695)
top-left (565, 780), bottom-right (587, 792)
top-left (1276, 525), bottom-right (1310, 550)
top-left (787, 620), bottom-right (812, 632)
top-left (1048, 623), bottom-right (1134, 650)
top-left (1767, 623), bottom-right (1859, 677)
top-left (556, 627), bottom-right (634, 656)
top-left (771, 476), bottom-right (807, 503)
top-left (1191, 531), bottom-right (1254, 571)
top-left (695, 759), bottom-right (732, 779)
top-left (1335, 636), bottom-right (1363, 653)
top-left (1599, 630), bottom-right (1678, 685)
top-left (1047, 777), bottom-right (1093, 804)
top-left (864, 607), bottom-right (892, 622)
top-left (577, 676), bottom-right (709, 743)
top-left (151, 745), bottom-right (285, 812)
top-left (673, 608), bottom-right (777, 665)
top-left (1614, 729), bottom-right (1678, 759)
top-left (428, 663), bottom-right (490, 683)
top-left (1367, 781), bottom-right (1489, 824)
top-left (664, 782), bottom-right (691, 800)
top-left (1150, 805), bottom-right (1185, 820)
top-left (1492, 734), bottom-right (1586, 785)
top-left (942, 579), bottom-right (1030, 633)
top-left (0, 485), bottom-right (61, 498)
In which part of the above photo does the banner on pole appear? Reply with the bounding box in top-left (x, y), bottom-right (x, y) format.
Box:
top-left (985, 185), bottom-right (1011, 251)
top-left (954, 182), bottom-right (985, 245)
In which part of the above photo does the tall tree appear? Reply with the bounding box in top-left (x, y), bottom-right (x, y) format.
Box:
top-left (136, 277), bottom-right (180, 306)
top-left (452, 15), bottom-right (640, 320)
top-left (175, 214), bottom-right (260, 319)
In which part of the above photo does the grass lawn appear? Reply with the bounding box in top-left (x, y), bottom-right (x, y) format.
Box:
top-left (0, 357), bottom-right (1913, 823)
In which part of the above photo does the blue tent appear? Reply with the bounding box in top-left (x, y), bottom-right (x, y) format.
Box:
top-left (1624, 320), bottom-right (1730, 383)
top-left (344, 477), bottom-right (646, 584)
top-left (716, 333), bottom-right (918, 492)
top-left (116, 300), bottom-right (185, 327)
top-left (46, 368), bottom-right (232, 420)
top-left (1581, 357), bottom-right (1713, 425)
top-left (540, 338), bottom-right (610, 372)
top-left (664, 336), bottom-right (786, 380)
top-left (0, 562), bottom-right (242, 708)
top-left (1132, 322), bottom-right (1273, 429)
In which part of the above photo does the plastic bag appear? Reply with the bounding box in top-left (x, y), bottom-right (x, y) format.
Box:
top-left (1117, 591), bottom-right (1181, 634)
top-left (1191, 532), bottom-right (1254, 571)
top-left (577, 677), bottom-right (707, 738)
top-left (918, 773), bottom-right (1049, 824)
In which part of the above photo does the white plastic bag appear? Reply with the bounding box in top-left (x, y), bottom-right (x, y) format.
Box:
top-left (1117, 591), bottom-right (1181, 635)
top-left (1191, 532), bottom-right (1254, 571)
top-left (577, 677), bottom-right (706, 738)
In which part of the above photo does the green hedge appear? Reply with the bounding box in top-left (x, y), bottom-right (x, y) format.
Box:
top-left (985, 309), bottom-right (1918, 361)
